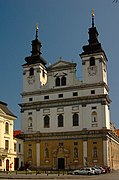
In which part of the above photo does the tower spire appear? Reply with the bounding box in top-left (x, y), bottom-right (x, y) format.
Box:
top-left (36, 23), bottom-right (38, 39)
top-left (91, 9), bottom-right (95, 27)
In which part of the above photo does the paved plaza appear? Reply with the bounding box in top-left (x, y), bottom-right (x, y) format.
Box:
top-left (0, 170), bottom-right (119, 180)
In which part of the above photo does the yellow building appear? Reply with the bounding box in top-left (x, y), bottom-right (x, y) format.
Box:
top-left (0, 101), bottom-right (16, 171)
top-left (19, 13), bottom-right (119, 170)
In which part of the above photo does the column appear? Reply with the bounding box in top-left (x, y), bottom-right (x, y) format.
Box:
top-left (83, 141), bottom-right (87, 166)
top-left (36, 142), bottom-right (40, 167)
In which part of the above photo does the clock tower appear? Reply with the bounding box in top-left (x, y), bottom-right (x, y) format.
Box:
top-left (22, 25), bottom-right (47, 93)
top-left (80, 11), bottom-right (108, 87)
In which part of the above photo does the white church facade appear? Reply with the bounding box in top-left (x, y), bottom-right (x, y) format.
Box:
top-left (19, 13), bottom-right (119, 170)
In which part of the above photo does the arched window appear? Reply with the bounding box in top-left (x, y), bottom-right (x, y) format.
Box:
top-left (61, 76), bottom-right (66, 86)
top-left (5, 140), bottom-right (9, 150)
top-left (92, 111), bottom-right (97, 123)
top-left (90, 57), bottom-right (95, 66)
top-left (28, 149), bottom-right (32, 158)
top-left (44, 115), bottom-right (50, 128)
top-left (74, 147), bottom-right (78, 158)
top-left (29, 68), bottom-right (34, 76)
top-left (28, 117), bottom-right (32, 127)
top-left (92, 147), bottom-right (98, 158)
top-left (5, 122), bottom-right (9, 134)
top-left (73, 113), bottom-right (79, 126)
top-left (58, 114), bottom-right (63, 127)
top-left (55, 77), bottom-right (60, 86)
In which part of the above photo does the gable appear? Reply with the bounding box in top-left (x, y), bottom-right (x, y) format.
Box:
top-left (48, 60), bottom-right (76, 71)
top-left (0, 108), bottom-right (5, 115)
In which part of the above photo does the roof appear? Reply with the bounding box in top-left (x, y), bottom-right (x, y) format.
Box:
top-left (14, 130), bottom-right (21, 137)
top-left (0, 101), bottom-right (16, 118)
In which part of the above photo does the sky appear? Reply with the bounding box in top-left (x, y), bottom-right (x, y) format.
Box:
top-left (0, 0), bottom-right (119, 129)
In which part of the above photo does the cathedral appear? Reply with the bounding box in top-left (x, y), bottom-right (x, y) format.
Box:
top-left (19, 13), bottom-right (119, 170)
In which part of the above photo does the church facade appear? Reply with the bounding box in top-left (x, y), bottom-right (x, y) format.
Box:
top-left (19, 14), bottom-right (119, 170)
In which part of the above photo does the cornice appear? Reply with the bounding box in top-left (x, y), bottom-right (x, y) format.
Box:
top-left (19, 94), bottom-right (111, 111)
top-left (18, 129), bottom-right (119, 142)
top-left (21, 82), bottom-right (109, 97)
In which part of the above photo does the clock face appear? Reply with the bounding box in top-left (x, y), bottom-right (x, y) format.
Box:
top-left (88, 66), bottom-right (97, 76)
top-left (27, 76), bottom-right (35, 84)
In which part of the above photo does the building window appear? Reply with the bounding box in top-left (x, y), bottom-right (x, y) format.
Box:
top-left (56, 77), bottom-right (60, 86)
top-left (73, 92), bottom-right (78, 96)
top-left (73, 113), bottom-right (79, 126)
top-left (28, 117), bottom-right (32, 127)
top-left (28, 148), bottom-right (32, 158)
top-left (74, 142), bottom-right (78, 146)
top-left (14, 143), bottom-right (16, 152)
top-left (92, 111), bottom-right (97, 122)
top-left (92, 106), bottom-right (97, 110)
top-left (58, 94), bottom-right (63, 98)
top-left (92, 147), bottom-right (98, 158)
top-left (5, 140), bottom-right (9, 150)
top-left (5, 122), bottom-right (9, 134)
top-left (44, 115), bottom-right (50, 128)
top-left (0, 159), bottom-right (2, 166)
top-left (18, 144), bottom-right (21, 153)
top-left (61, 76), bottom-right (66, 86)
top-left (58, 114), bottom-right (64, 127)
top-left (74, 147), bottom-right (78, 158)
top-left (90, 57), bottom-right (95, 66)
top-left (44, 96), bottom-right (49, 99)
top-left (29, 68), bottom-right (34, 76)
top-left (91, 90), bottom-right (95, 94)
top-left (29, 98), bottom-right (33, 101)
top-left (42, 69), bottom-right (45, 77)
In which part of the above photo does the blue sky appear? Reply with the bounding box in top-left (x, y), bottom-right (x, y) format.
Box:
top-left (0, 0), bottom-right (119, 129)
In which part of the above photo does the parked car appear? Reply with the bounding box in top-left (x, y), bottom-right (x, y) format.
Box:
top-left (98, 167), bottom-right (106, 174)
top-left (73, 167), bottom-right (95, 175)
top-left (92, 167), bottom-right (101, 175)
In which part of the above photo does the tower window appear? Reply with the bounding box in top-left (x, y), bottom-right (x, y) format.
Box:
top-left (28, 117), bottom-right (32, 127)
top-left (73, 113), bottom-right (79, 126)
top-left (90, 57), bottom-right (95, 66)
top-left (44, 96), bottom-right (49, 100)
top-left (61, 76), bottom-right (66, 86)
top-left (73, 92), bottom-right (78, 96)
top-left (58, 114), bottom-right (64, 127)
top-left (58, 94), bottom-right (63, 98)
top-left (91, 90), bottom-right (95, 94)
top-left (42, 70), bottom-right (45, 77)
top-left (44, 115), bottom-right (50, 128)
top-left (29, 68), bottom-right (34, 76)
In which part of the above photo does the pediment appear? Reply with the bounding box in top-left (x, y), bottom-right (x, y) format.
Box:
top-left (48, 60), bottom-right (76, 70)
top-left (0, 108), bottom-right (5, 115)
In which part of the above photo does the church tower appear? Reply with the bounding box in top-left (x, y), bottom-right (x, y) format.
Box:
top-left (21, 25), bottom-right (47, 132)
top-left (80, 11), bottom-right (108, 86)
top-left (80, 11), bottom-right (111, 130)
top-left (22, 25), bottom-right (47, 93)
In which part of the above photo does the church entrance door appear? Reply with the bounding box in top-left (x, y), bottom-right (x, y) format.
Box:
top-left (58, 158), bottom-right (65, 170)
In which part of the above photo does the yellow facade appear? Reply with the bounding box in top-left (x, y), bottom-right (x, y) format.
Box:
top-left (22, 130), bottom-right (119, 170)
